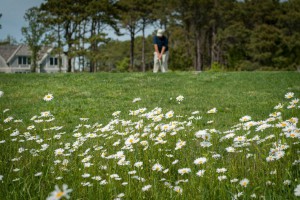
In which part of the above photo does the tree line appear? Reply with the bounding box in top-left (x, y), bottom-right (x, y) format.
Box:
top-left (19, 0), bottom-right (300, 72)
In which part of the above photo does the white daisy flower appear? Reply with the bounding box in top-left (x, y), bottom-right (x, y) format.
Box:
top-left (196, 170), bottom-right (205, 177)
top-left (176, 95), bottom-right (184, 103)
top-left (285, 92), bottom-right (294, 99)
top-left (239, 115), bottom-right (252, 122)
top-left (173, 186), bottom-right (183, 194)
top-left (134, 161), bottom-right (143, 168)
top-left (218, 175), bottom-right (227, 181)
top-left (132, 97), bottom-right (141, 103)
top-left (54, 148), bottom-right (64, 156)
top-left (216, 168), bottom-right (227, 173)
top-left (82, 173), bottom-right (90, 178)
top-left (152, 163), bottom-right (163, 171)
top-left (207, 108), bottom-right (217, 114)
top-left (34, 172), bottom-right (43, 177)
top-left (178, 168), bottom-right (191, 175)
top-left (43, 94), bottom-right (54, 101)
top-left (230, 178), bottom-right (239, 183)
top-left (165, 110), bottom-right (174, 118)
top-left (283, 180), bottom-right (291, 185)
top-left (295, 184), bottom-right (300, 196)
top-left (142, 185), bottom-right (152, 191)
top-left (239, 178), bottom-right (249, 187)
top-left (46, 184), bottom-right (72, 200)
top-left (194, 157), bottom-right (207, 165)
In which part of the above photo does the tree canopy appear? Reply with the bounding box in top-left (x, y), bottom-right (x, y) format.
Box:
top-left (22, 7), bottom-right (48, 72)
top-left (16, 0), bottom-right (300, 72)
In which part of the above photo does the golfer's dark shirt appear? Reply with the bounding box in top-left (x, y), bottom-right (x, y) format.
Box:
top-left (153, 36), bottom-right (168, 53)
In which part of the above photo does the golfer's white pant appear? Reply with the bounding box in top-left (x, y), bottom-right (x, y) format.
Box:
top-left (153, 51), bottom-right (168, 73)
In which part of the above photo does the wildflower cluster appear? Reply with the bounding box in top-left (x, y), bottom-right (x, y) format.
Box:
top-left (0, 92), bottom-right (299, 199)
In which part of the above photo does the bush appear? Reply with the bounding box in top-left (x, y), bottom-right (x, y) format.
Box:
top-left (237, 60), bottom-right (260, 71)
top-left (209, 62), bottom-right (225, 72)
top-left (169, 49), bottom-right (193, 71)
top-left (257, 66), bottom-right (276, 71)
top-left (116, 57), bottom-right (130, 72)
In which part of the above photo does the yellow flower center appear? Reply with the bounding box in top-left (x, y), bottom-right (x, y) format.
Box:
top-left (175, 189), bottom-right (181, 193)
top-left (281, 122), bottom-right (287, 127)
top-left (290, 133), bottom-right (296, 138)
top-left (56, 191), bottom-right (64, 198)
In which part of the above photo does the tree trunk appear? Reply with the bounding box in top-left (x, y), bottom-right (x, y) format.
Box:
top-left (64, 20), bottom-right (77, 72)
top-left (211, 0), bottom-right (219, 67)
top-left (211, 24), bottom-right (218, 65)
top-left (58, 25), bottom-right (62, 72)
top-left (31, 51), bottom-right (36, 73)
top-left (67, 56), bottom-right (72, 72)
top-left (141, 23), bottom-right (145, 72)
top-left (130, 30), bottom-right (135, 71)
top-left (90, 20), bottom-right (96, 73)
top-left (66, 35), bottom-right (73, 72)
top-left (195, 31), bottom-right (202, 71)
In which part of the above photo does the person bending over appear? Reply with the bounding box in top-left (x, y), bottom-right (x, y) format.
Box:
top-left (153, 29), bottom-right (168, 73)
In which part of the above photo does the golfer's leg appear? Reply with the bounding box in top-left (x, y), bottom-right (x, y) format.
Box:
top-left (162, 52), bottom-right (169, 72)
top-left (161, 56), bottom-right (165, 73)
top-left (153, 52), bottom-right (159, 73)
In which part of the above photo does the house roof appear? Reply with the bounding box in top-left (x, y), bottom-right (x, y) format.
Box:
top-left (0, 44), bottom-right (53, 63)
top-left (0, 55), bottom-right (7, 67)
top-left (38, 46), bottom-right (53, 64)
top-left (0, 45), bottom-right (19, 61)
top-left (15, 45), bottom-right (31, 56)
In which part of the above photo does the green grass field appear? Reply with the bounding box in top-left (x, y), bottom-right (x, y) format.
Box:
top-left (0, 72), bottom-right (300, 199)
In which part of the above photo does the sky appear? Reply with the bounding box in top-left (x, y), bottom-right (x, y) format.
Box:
top-left (0, 0), bottom-right (155, 43)
top-left (0, 0), bottom-right (44, 42)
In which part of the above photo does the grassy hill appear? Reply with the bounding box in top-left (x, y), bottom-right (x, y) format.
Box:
top-left (0, 72), bottom-right (300, 199)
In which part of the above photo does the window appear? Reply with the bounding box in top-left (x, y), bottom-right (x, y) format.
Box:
top-left (18, 57), bottom-right (22, 65)
top-left (22, 57), bottom-right (26, 65)
top-left (18, 56), bottom-right (31, 65)
top-left (50, 57), bottom-right (59, 66)
top-left (50, 57), bottom-right (54, 65)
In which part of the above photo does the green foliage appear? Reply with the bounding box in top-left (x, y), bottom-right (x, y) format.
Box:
top-left (217, 22), bottom-right (250, 69)
top-left (246, 24), bottom-right (287, 67)
top-left (209, 62), bottom-right (224, 72)
top-left (237, 60), bottom-right (260, 71)
top-left (22, 7), bottom-right (47, 72)
top-left (116, 57), bottom-right (130, 72)
top-left (169, 49), bottom-right (193, 71)
top-left (39, 0), bottom-right (119, 72)
top-left (97, 35), bottom-right (155, 72)
top-left (168, 27), bottom-right (194, 71)
top-left (21, 0), bottom-right (300, 72)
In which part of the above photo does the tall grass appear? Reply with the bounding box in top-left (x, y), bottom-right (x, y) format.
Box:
top-left (0, 72), bottom-right (299, 199)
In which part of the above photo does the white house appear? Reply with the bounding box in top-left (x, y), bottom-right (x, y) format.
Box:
top-left (0, 44), bottom-right (68, 73)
